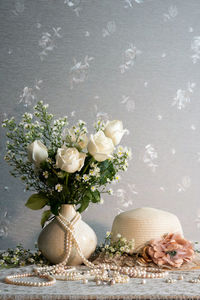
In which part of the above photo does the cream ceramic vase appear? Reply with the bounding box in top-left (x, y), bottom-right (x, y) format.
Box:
top-left (37, 204), bottom-right (97, 265)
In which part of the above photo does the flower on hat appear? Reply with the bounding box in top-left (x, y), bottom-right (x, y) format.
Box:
top-left (145, 233), bottom-right (194, 268)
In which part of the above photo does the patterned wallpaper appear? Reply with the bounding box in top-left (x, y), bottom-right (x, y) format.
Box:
top-left (1, 0), bottom-right (200, 249)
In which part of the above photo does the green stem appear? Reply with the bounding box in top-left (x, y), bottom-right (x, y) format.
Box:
top-left (82, 157), bottom-right (95, 175)
top-left (65, 173), bottom-right (69, 187)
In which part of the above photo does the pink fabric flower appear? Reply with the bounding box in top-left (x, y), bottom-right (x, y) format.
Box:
top-left (146, 233), bottom-right (194, 268)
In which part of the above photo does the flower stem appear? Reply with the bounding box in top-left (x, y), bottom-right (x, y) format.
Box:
top-left (82, 157), bottom-right (94, 175)
top-left (65, 173), bottom-right (69, 187)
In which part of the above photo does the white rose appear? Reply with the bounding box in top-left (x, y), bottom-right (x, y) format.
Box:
top-left (55, 145), bottom-right (86, 173)
top-left (87, 131), bottom-right (114, 162)
top-left (27, 140), bottom-right (48, 167)
top-left (104, 120), bottom-right (125, 146)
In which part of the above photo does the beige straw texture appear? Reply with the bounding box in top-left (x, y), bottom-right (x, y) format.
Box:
top-left (111, 207), bottom-right (183, 251)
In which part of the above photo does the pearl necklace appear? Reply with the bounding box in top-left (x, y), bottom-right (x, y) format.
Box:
top-left (5, 212), bottom-right (169, 287)
top-left (5, 272), bottom-right (56, 287)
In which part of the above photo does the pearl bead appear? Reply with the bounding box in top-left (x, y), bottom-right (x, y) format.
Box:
top-left (110, 279), bottom-right (116, 285)
top-left (83, 279), bottom-right (88, 284)
top-left (141, 279), bottom-right (146, 284)
top-left (96, 280), bottom-right (101, 286)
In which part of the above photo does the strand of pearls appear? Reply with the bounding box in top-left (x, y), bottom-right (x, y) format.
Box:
top-left (5, 211), bottom-right (169, 287)
top-left (5, 272), bottom-right (56, 287)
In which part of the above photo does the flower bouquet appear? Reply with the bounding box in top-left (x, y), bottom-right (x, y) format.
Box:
top-left (2, 101), bottom-right (131, 227)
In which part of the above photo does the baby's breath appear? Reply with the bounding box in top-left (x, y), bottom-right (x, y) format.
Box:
top-left (0, 244), bottom-right (49, 269)
top-left (96, 232), bottom-right (135, 257)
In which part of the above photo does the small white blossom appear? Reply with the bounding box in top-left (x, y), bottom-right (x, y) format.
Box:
top-left (55, 184), bottom-right (63, 192)
top-left (90, 162), bottom-right (97, 168)
top-left (43, 171), bottom-right (49, 179)
top-left (2, 252), bottom-right (9, 258)
top-left (89, 170), bottom-right (95, 176)
top-left (126, 148), bottom-right (132, 158)
top-left (114, 175), bottom-right (121, 182)
top-left (78, 120), bottom-right (86, 126)
top-left (83, 174), bottom-right (89, 182)
top-left (100, 198), bottom-right (104, 204)
top-left (76, 174), bottom-right (81, 181)
top-left (116, 233), bottom-right (121, 239)
top-left (46, 158), bottom-right (52, 164)
top-left (91, 186), bottom-right (96, 192)
top-left (108, 188), bottom-right (113, 195)
top-left (121, 237), bottom-right (127, 243)
top-left (11, 256), bottom-right (19, 263)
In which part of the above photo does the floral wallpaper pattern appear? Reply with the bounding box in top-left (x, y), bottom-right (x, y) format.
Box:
top-left (1, 0), bottom-right (200, 249)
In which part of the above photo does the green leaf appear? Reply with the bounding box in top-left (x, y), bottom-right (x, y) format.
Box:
top-left (41, 210), bottom-right (52, 228)
top-left (46, 175), bottom-right (58, 186)
top-left (91, 190), bottom-right (100, 203)
top-left (78, 193), bottom-right (90, 213)
top-left (99, 160), bottom-right (116, 184)
top-left (50, 203), bottom-right (60, 216)
top-left (25, 193), bottom-right (48, 210)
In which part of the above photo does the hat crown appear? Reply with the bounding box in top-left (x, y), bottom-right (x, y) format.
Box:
top-left (111, 207), bottom-right (183, 251)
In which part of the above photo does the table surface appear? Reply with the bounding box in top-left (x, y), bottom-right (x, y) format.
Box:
top-left (1, 265), bottom-right (200, 300)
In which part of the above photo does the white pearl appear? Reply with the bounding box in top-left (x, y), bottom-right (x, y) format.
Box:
top-left (83, 278), bottom-right (88, 284)
top-left (141, 279), bottom-right (146, 284)
top-left (96, 280), bottom-right (101, 286)
top-left (110, 279), bottom-right (116, 286)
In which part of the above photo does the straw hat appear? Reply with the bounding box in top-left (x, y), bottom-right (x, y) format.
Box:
top-left (111, 207), bottom-right (183, 252)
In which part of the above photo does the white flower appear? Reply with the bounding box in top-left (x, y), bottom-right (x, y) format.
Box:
top-left (100, 198), bottom-right (104, 204)
top-left (108, 188), bottom-right (113, 195)
top-left (117, 148), bottom-right (124, 157)
top-left (78, 120), bottom-right (86, 126)
top-left (55, 146), bottom-right (86, 173)
top-left (126, 148), bottom-right (132, 158)
top-left (46, 158), bottom-right (52, 164)
top-left (116, 233), bottom-right (121, 239)
top-left (11, 256), bottom-right (19, 263)
top-left (89, 169), bottom-right (95, 176)
top-left (83, 174), bottom-right (89, 182)
top-left (2, 252), bottom-right (9, 258)
top-left (106, 231), bottom-right (111, 237)
top-left (75, 174), bottom-right (81, 181)
top-left (121, 237), bottom-right (127, 243)
top-left (43, 171), bottom-right (48, 179)
top-left (88, 131), bottom-right (114, 162)
top-left (114, 174), bottom-right (121, 182)
top-left (55, 184), bottom-right (63, 192)
top-left (27, 140), bottom-right (48, 167)
top-left (91, 186), bottom-right (96, 192)
top-left (104, 120), bottom-right (126, 146)
top-left (68, 128), bottom-right (88, 149)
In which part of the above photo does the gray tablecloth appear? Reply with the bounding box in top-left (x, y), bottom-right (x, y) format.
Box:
top-left (1, 265), bottom-right (200, 300)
